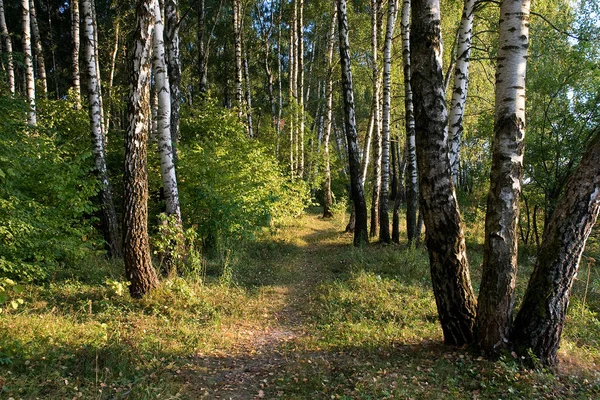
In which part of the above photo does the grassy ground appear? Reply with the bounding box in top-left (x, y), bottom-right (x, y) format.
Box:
top-left (1, 209), bottom-right (600, 399)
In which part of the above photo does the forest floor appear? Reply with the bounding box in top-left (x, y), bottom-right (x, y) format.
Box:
top-left (2, 210), bottom-right (600, 399)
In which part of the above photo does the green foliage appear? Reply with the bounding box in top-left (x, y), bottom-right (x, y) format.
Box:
top-left (179, 99), bottom-right (310, 252)
top-left (0, 277), bottom-right (25, 313)
top-left (0, 96), bottom-right (101, 281)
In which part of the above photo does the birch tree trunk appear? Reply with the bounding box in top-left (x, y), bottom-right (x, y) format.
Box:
top-left (165, 0), bottom-right (181, 150)
top-left (337, 0), bottom-right (368, 246)
top-left (379, 0), bottom-right (397, 243)
top-left (243, 49), bottom-right (254, 137)
top-left (297, 0), bottom-right (304, 178)
top-left (476, 0), bottom-right (530, 355)
top-left (322, 7), bottom-right (337, 218)
top-left (22, 0), bottom-right (36, 126)
top-left (90, 0), bottom-right (105, 134)
top-left (369, 0), bottom-right (382, 238)
top-left (276, 0), bottom-right (283, 157)
top-left (448, 0), bottom-right (476, 185)
top-left (29, 0), bottom-right (47, 96)
top-left (124, 0), bottom-right (159, 298)
top-left (105, 21), bottom-right (119, 132)
top-left (288, 0), bottom-right (296, 178)
top-left (511, 133), bottom-right (600, 366)
top-left (392, 142), bottom-right (406, 243)
top-left (82, 0), bottom-right (121, 259)
top-left (411, 0), bottom-right (476, 345)
top-left (71, 0), bottom-right (81, 104)
top-left (233, 0), bottom-right (243, 116)
top-left (197, 0), bottom-right (207, 94)
top-left (401, 0), bottom-right (418, 244)
top-left (0, 0), bottom-right (14, 94)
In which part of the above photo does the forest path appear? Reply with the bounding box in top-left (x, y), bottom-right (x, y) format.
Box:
top-left (182, 212), bottom-right (349, 399)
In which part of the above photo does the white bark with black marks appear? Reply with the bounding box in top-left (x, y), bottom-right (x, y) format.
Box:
top-left (21, 0), bottom-right (36, 125)
top-left (0, 0), bottom-right (14, 94)
top-left (322, 6), bottom-right (337, 218)
top-left (71, 0), bottom-right (81, 104)
top-left (29, 0), bottom-right (46, 96)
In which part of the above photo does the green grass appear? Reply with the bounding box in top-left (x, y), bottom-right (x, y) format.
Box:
top-left (1, 209), bottom-right (600, 399)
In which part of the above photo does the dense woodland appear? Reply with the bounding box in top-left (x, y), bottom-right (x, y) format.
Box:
top-left (1, 0), bottom-right (600, 398)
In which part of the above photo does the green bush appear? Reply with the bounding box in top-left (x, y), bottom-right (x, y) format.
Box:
top-left (179, 100), bottom-right (309, 253)
top-left (0, 96), bottom-right (101, 281)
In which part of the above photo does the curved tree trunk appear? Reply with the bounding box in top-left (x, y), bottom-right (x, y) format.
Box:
top-left (124, 0), bottom-right (159, 298)
top-left (379, 0), bottom-right (397, 243)
top-left (82, 0), bottom-right (121, 259)
top-left (476, 0), bottom-right (530, 355)
top-left (0, 0), bottom-right (14, 94)
top-left (29, 0), bottom-right (47, 96)
top-left (337, 0), bottom-right (368, 247)
top-left (21, 0), bottom-right (36, 126)
top-left (322, 6), bottom-right (337, 219)
top-left (411, 0), bottom-right (476, 345)
top-left (401, 0), bottom-right (418, 244)
top-left (447, 0), bottom-right (476, 185)
top-left (511, 133), bottom-right (600, 366)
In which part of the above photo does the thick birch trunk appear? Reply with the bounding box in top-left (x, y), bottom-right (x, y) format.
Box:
top-left (165, 0), bottom-right (181, 150)
top-left (71, 0), bottom-right (81, 104)
top-left (29, 0), bottom-right (46, 96)
top-left (401, 0), bottom-right (418, 244)
top-left (477, 0), bottom-right (530, 355)
top-left (511, 133), bottom-right (600, 366)
top-left (124, 0), bottom-right (159, 298)
top-left (22, 0), bottom-right (36, 125)
top-left (0, 0), bottom-right (14, 94)
top-left (411, 0), bottom-right (476, 345)
top-left (448, 0), bottom-right (476, 185)
top-left (379, 0), bottom-right (397, 243)
top-left (82, 0), bottom-right (121, 259)
top-left (322, 7), bottom-right (336, 218)
top-left (337, 0), bottom-right (368, 246)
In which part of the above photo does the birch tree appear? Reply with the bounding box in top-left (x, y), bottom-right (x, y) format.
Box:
top-left (124, 0), bottom-right (160, 298)
top-left (401, 0), bottom-right (418, 244)
top-left (71, 0), bottom-right (81, 104)
top-left (297, 0), bottom-right (305, 177)
top-left (369, 0), bottom-right (382, 238)
top-left (22, 0), bottom-right (36, 125)
top-left (322, 6), bottom-right (337, 218)
top-left (411, 0), bottom-right (476, 344)
top-left (233, 0), bottom-right (243, 115)
top-left (476, 0), bottom-right (530, 354)
top-left (29, 0), bottom-right (47, 96)
top-left (379, 0), bottom-right (397, 243)
top-left (165, 0), bottom-right (181, 147)
top-left (81, 0), bottom-right (121, 258)
top-left (0, 0), bottom-right (14, 94)
top-left (337, 0), bottom-right (368, 246)
top-left (447, 0), bottom-right (476, 185)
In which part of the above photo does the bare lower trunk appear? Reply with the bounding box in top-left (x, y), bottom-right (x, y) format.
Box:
top-left (338, 0), bottom-right (368, 246)
top-left (379, 0), bottom-right (397, 243)
top-left (448, 0), bottom-right (476, 185)
top-left (476, 0), bottom-right (530, 355)
top-left (392, 141), bottom-right (405, 243)
top-left (124, 0), bottom-right (160, 298)
top-left (511, 133), bottom-right (600, 366)
top-left (0, 0), bottom-right (14, 94)
top-left (411, 0), bottom-right (476, 345)
top-left (82, 0), bottom-right (121, 258)
top-left (401, 0), bottom-right (418, 244)
top-left (22, 0), bottom-right (36, 125)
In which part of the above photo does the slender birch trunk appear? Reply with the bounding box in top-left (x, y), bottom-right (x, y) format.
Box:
top-left (337, 0), bottom-right (368, 246)
top-left (105, 21), bottom-right (119, 132)
top-left (448, 0), bottom-right (476, 185)
top-left (0, 0), bottom-right (14, 94)
top-left (29, 0), bottom-right (47, 96)
top-left (233, 0), bottom-right (243, 116)
top-left (401, 0), bottom-right (418, 244)
top-left (90, 0), bottom-right (105, 134)
top-left (411, 0), bottom-right (476, 345)
top-left (392, 142), bottom-right (406, 243)
top-left (379, 0), bottom-right (397, 243)
top-left (511, 133), bottom-right (600, 366)
top-left (288, 0), bottom-right (296, 178)
top-left (22, 0), bottom-right (36, 125)
top-left (71, 0), bottom-right (81, 104)
top-left (165, 0), bottom-right (181, 148)
top-left (276, 0), bottom-right (283, 157)
top-left (370, 0), bottom-right (382, 238)
top-left (297, 0), bottom-right (305, 178)
top-left (476, 0), bottom-right (530, 355)
top-left (124, 0), bottom-right (159, 298)
top-left (82, 0), bottom-right (121, 259)
top-left (243, 49), bottom-right (254, 137)
top-left (44, 0), bottom-right (58, 97)
top-left (197, 0), bottom-right (206, 93)
top-left (322, 7), bottom-right (336, 218)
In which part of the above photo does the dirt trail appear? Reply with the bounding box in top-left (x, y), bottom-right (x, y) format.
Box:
top-left (182, 215), bottom-right (344, 399)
